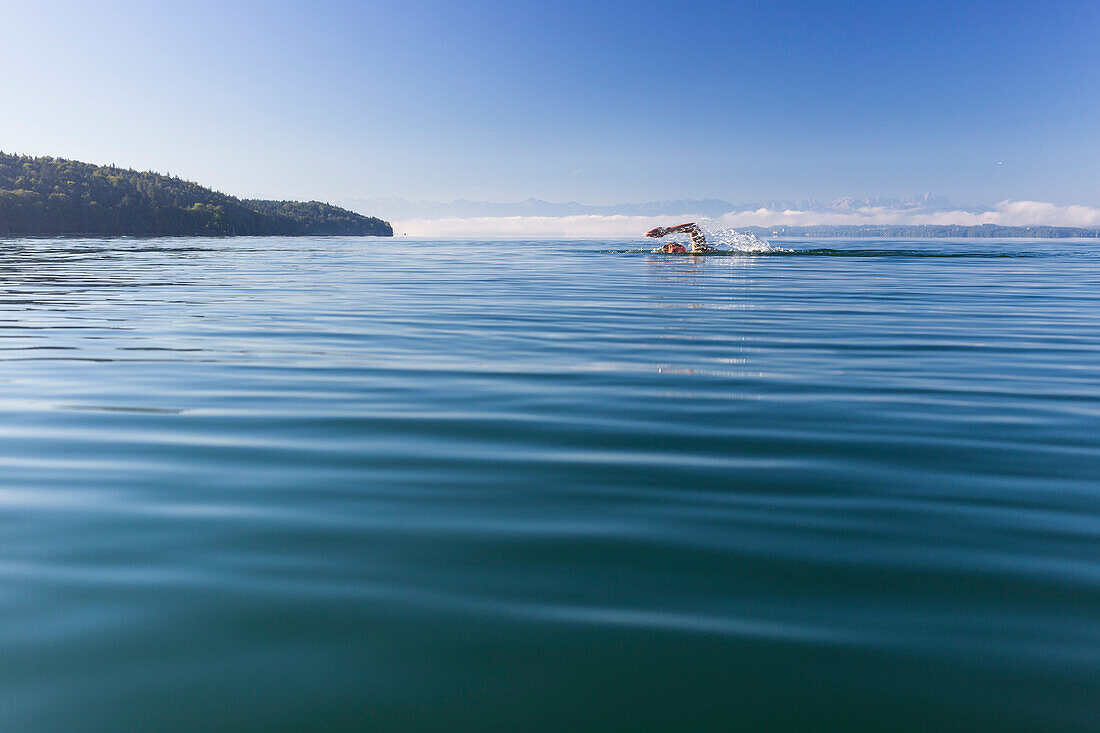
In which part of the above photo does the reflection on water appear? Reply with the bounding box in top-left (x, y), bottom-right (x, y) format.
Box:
top-left (1, 236), bottom-right (1099, 731)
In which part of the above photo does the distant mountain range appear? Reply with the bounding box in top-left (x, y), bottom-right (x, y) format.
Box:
top-left (340, 193), bottom-right (968, 221)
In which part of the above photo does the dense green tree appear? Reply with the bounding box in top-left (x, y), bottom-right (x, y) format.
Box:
top-left (0, 152), bottom-right (392, 236)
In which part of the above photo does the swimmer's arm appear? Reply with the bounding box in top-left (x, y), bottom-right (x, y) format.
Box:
top-left (646, 222), bottom-right (697, 237)
top-left (670, 223), bottom-right (710, 251)
top-left (645, 222), bottom-right (712, 251)
top-left (647, 222), bottom-right (694, 236)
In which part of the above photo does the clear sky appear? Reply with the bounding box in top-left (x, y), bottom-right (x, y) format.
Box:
top-left (2, 0), bottom-right (1098, 207)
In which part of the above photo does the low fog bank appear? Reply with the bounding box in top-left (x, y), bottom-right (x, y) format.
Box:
top-left (387, 199), bottom-right (1100, 237)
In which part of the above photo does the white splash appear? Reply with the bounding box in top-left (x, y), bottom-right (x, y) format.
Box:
top-left (697, 220), bottom-right (776, 252)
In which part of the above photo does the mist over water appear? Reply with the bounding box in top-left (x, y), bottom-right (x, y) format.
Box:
top-left (1, 236), bottom-right (1099, 731)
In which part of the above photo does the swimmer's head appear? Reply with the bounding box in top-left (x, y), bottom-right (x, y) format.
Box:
top-left (661, 242), bottom-right (687, 253)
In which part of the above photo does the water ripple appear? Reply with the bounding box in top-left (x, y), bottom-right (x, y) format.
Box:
top-left (1, 236), bottom-right (1098, 730)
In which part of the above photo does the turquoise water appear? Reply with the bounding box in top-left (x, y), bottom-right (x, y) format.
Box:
top-left (2, 236), bottom-right (1099, 731)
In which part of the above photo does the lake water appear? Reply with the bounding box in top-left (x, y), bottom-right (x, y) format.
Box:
top-left (1, 236), bottom-right (1098, 731)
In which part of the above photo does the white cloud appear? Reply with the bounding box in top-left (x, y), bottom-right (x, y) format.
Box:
top-left (718, 201), bottom-right (1100, 228)
top-left (983, 200), bottom-right (1100, 227)
top-left (393, 200), bottom-right (1100, 236)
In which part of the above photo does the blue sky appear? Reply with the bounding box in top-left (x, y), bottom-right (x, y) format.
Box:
top-left (2, 0), bottom-right (1098, 207)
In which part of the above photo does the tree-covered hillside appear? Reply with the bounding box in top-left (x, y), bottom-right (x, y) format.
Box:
top-left (0, 153), bottom-right (391, 236)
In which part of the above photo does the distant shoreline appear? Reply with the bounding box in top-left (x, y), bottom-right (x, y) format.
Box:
top-left (743, 224), bottom-right (1100, 239)
top-left (1, 153), bottom-right (392, 237)
top-left (0, 232), bottom-right (390, 239)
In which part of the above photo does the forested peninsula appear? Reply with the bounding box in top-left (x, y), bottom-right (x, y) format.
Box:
top-left (0, 153), bottom-right (391, 237)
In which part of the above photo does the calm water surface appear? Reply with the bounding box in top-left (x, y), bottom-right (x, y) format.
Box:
top-left (1, 236), bottom-right (1098, 731)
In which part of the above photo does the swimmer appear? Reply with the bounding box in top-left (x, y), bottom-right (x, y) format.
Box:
top-left (645, 222), bottom-right (715, 253)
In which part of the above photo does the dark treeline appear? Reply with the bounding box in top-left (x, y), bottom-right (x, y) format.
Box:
top-left (0, 153), bottom-right (391, 236)
top-left (747, 224), bottom-right (1100, 238)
